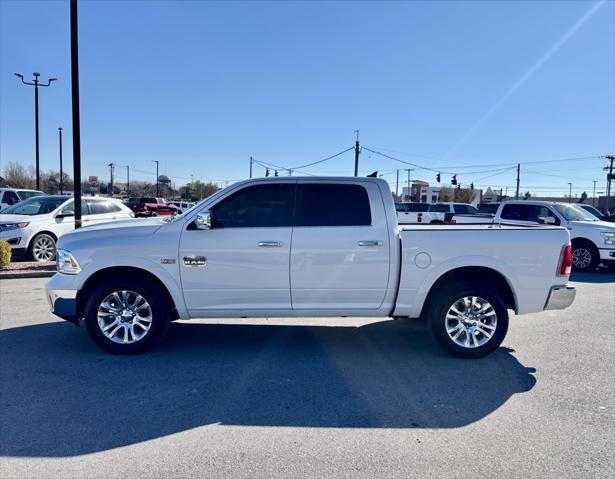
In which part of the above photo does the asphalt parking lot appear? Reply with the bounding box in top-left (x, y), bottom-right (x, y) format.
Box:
top-left (0, 273), bottom-right (614, 478)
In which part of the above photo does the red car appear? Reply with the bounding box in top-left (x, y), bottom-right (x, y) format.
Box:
top-left (126, 197), bottom-right (178, 217)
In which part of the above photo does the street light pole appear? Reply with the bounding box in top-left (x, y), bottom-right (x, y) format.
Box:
top-left (58, 127), bottom-right (64, 194)
top-left (15, 72), bottom-right (57, 191)
top-left (592, 180), bottom-right (597, 206)
top-left (152, 160), bottom-right (159, 196)
top-left (124, 165), bottom-right (130, 197)
top-left (568, 182), bottom-right (572, 202)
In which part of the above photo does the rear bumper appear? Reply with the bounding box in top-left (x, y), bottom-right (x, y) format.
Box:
top-left (46, 287), bottom-right (79, 325)
top-left (544, 285), bottom-right (576, 311)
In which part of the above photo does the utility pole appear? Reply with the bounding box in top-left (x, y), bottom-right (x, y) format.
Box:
top-left (108, 163), bottom-right (115, 197)
top-left (152, 160), bottom-right (159, 196)
top-left (592, 180), bottom-right (597, 206)
top-left (15, 72), bottom-right (57, 190)
top-left (395, 169), bottom-right (399, 200)
top-left (124, 165), bottom-right (130, 197)
top-left (249, 156), bottom-right (253, 178)
top-left (354, 130), bottom-right (360, 177)
top-left (404, 169), bottom-right (412, 202)
top-left (515, 163), bottom-right (520, 200)
top-left (70, 0), bottom-right (82, 228)
top-left (58, 127), bottom-right (64, 194)
top-left (568, 182), bottom-right (572, 203)
top-left (605, 155), bottom-right (614, 213)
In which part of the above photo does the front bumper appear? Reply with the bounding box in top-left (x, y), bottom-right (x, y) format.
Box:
top-left (544, 285), bottom-right (576, 311)
top-left (598, 248), bottom-right (615, 261)
top-left (46, 286), bottom-right (79, 325)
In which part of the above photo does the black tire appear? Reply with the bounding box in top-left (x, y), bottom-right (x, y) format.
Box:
top-left (571, 241), bottom-right (599, 272)
top-left (428, 283), bottom-right (509, 358)
top-left (29, 233), bottom-right (57, 262)
top-left (84, 277), bottom-right (170, 354)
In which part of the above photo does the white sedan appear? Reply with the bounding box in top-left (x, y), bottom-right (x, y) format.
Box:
top-left (0, 195), bottom-right (134, 262)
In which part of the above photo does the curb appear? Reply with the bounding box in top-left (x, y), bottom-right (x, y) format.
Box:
top-left (0, 271), bottom-right (55, 280)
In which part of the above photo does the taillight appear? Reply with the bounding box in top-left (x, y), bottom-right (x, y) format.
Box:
top-left (558, 244), bottom-right (572, 276)
top-left (417, 213), bottom-right (423, 223)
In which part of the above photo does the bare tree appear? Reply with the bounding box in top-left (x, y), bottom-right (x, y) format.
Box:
top-left (3, 162), bottom-right (36, 189)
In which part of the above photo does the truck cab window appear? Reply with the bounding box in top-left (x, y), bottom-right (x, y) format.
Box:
top-left (295, 184), bottom-right (371, 226)
top-left (211, 184), bottom-right (294, 228)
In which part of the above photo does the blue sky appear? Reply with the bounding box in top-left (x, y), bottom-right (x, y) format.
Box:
top-left (1, 0), bottom-right (613, 196)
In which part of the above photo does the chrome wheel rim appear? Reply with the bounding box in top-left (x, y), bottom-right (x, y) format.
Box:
top-left (445, 296), bottom-right (497, 349)
top-left (97, 290), bottom-right (153, 344)
top-left (33, 236), bottom-right (55, 261)
top-left (572, 248), bottom-right (591, 269)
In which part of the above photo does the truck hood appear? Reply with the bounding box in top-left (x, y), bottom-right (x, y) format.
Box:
top-left (58, 217), bottom-right (166, 250)
top-left (569, 220), bottom-right (615, 231)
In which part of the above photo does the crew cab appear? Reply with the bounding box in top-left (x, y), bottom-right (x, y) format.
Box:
top-left (451, 200), bottom-right (615, 271)
top-left (126, 197), bottom-right (178, 217)
top-left (46, 178), bottom-right (576, 358)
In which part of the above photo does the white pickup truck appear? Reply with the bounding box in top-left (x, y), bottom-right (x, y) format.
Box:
top-left (46, 178), bottom-right (576, 358)
top-left (451, 200), bottom-right (615, 271)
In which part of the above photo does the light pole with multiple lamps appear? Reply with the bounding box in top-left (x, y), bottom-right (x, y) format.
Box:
top-left (14, 72), bottom-right (56, 190)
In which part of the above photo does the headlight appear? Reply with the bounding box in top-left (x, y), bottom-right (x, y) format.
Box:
top-left (57, 249), bottom-right (81, 274)
top-left (601, 232), bottom-right (615, 245)
top-left (0, 221), bottom-right (29, 231)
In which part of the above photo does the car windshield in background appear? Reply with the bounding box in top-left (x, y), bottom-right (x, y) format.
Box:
top-left (1, 196), bottom-right (66, 215)
top-left (553, 204), bottom-right (599, 222)
top-left (17, 190), bottom-right (45, 200)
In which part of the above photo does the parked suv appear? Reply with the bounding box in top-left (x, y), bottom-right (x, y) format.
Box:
top-left (0, 188), bottom-right (46, 212)
top-left (0, 195), bottom-right (134, 261)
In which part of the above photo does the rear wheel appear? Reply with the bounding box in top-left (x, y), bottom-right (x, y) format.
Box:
top-left (429, 284), bottom-right (508, 358)
top-left (29, 233), bottom-right (56, 262)
top-left (84, 278), bottom-right (170, 354)
top-left (572, 241), bottom-right (599, 271)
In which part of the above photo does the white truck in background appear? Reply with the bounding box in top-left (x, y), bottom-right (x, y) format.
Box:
top-left (46, 178), bottom-right (575, 358)
top-left (451, 200), bottom-right (615, 271)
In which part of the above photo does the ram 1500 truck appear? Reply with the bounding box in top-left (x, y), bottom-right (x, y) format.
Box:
top-left (451, 200), bottom-right (615, 271)
top-left (46, 178), bottom-right (576, 358)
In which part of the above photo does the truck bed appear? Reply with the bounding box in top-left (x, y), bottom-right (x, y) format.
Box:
top-left (393, 224), bottom-right (571, 318)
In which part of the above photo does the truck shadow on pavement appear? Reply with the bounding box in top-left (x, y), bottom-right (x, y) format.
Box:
top-left (0, 319), bottom-right (536, 457)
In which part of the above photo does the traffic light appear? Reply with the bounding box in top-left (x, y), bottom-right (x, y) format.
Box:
top-left (436, 173), bottom-right (441, 183)
top-left (274, 170), bottom-right (278, 176)
top-left (457, 184), bottom-right (461, 190)
top-left (265, 169), bottom-right (270, 177)
top-left (470, 182), bottom-right (474, 190)
top-left (451, 174), bottom-right (457, 185)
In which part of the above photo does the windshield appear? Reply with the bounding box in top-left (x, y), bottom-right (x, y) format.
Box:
top-left (2, 196), bottom-right (66, 215)
top-left (169, 189), bottom-right (226, 222)
top-left (553, 203), bottom-right (599, 222)
top-left (17, 190), bottom-right (46, 200)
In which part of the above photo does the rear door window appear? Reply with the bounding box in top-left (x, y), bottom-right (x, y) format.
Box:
top-left (294, 184), bottom-right (371, 226)
top-left (2, 191), bottom-right (19, 205)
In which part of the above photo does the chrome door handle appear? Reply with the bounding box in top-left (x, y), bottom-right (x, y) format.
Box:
top-left (358, 240), bottom-right (383, 247)
top-left (258, 241), bottom-right (283, 247)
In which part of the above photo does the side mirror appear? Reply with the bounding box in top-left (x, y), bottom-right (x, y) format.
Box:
top-left (57, 208), bottom-right (75, 218)
top-left (195, 210), bottom-right (211, 230)
top-left (542, 217), bottom-right (556, 225)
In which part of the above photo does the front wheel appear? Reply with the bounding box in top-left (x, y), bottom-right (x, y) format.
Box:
top-left (571, 242), bottom-right (599, 272)
top-left (429, 285), bottom-right (509, 358)
top-left (84, 278), bottom-right (170, 354)
top-left (29, 233), bottom-right (57, 262)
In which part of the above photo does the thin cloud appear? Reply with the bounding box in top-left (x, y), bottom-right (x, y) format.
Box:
top-left (443, 0), bottom-right (607, 159)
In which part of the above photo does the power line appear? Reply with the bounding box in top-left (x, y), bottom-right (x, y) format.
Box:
top-left (291, 146), bottom-right (354, 170)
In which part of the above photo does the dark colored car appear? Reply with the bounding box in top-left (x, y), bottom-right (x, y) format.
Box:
top-left (577, 204), bottom-right (615, 223)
